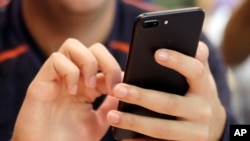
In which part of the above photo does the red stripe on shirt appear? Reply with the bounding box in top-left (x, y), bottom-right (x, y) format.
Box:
top-left (123, 0), bottom-right (164, 11)
top-left (0, 45), bottom-right (29, 63)
top-left (110, 41), bottom-right (130, 54)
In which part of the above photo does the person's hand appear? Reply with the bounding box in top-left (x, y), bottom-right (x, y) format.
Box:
top-left (12, 38), bottom-right (122, 141)
top-left (107, 42), bottom-right (226, 141)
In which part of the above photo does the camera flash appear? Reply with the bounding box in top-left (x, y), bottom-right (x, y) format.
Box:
top-left (164, 20), bottom-right (169, 25)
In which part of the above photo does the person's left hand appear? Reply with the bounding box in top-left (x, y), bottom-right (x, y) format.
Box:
top-left (107, 42), bottom-right (226, 141)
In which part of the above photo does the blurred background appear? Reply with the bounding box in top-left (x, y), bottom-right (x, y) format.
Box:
top-left (153, 0), bottom-right (195, 9)
top-left (152, 0), bottom-right (195, 8)
top-left (152, 0), bottom-right (242, 48)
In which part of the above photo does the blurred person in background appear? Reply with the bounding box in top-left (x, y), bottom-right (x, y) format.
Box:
top-left (153, 0), bottom-right (194, 9)
top-left (221, 0), bottom-right (250, 124)
top-left (153, 0), bottom-right (240, 48)
top-left (0, 0), bottom-right (236, 140)
top-left (196, 0), bottom-right (241, 48)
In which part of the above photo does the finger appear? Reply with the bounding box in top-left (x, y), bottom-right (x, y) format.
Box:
top-left (58, 38), bottom-right (98, 88)
top-left (195, 42), bottom-right (210, 69)
top-left (98, 96), bottom-right (119, 120)
top-left (108, 111), bottom-right (208, 141)
top-left (29, 52), bottom-right (80, 99)
top-left (154, 45), bottom-right (207, 93)
top-left (95, 72), bottom-right (124, 94)
top-left (123, 137), bottom-right (165, 141)
top-left (112, 84), bottom-right (212, 121)
top-left (89, 43), bottom-right (122, 93)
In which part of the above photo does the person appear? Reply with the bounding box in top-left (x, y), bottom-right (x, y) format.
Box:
top-left (0, 0), bottom-right (236, 140)
top-left (220, 0), bottom-right (250, 124)
top-left (195, 0), bottom-right (240, 48)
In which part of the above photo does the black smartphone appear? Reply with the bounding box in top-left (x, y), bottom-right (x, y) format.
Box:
top-left (112, 7), bottom-right (205, 140)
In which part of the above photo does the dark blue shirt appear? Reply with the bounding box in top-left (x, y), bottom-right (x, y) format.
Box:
top-left (0, 0), bottom-right (236, 140)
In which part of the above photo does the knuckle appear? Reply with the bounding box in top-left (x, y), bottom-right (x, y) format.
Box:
top-left (129, 87), bottom-right (143, 103)
top-left (190, 62), bottom-right (206, 80)
top-left (93, 42), bottom-right (105, 48)
top-left (50, 53), bottom-right (80, 75)
top-left (64, 38), bottom-right (74, 42)
top-left (50, 52), bottom-right (62, 60)
top-left (124, 114), bottom-right (137, 129)
top-left (62, 38), bottom-right (78, 48)
top-left (89, 42), bottom-right (106, 51)
top-left (61, 38), bottom-right (86, 53)
top-left (49, 52), bottom-right (67, 65)
top-left (167, 52), bottom-right (180, 64)
top-left (197, 63), bottom-right (206, 76)
top-left (162, 96), bottom-right (176, 114)
top-left (200, 106), bottom-right (213, 124)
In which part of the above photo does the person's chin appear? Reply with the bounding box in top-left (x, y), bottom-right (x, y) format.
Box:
top-left (60, 0), bottom-right (103, 14)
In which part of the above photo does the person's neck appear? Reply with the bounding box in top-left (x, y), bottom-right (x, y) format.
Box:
top-left (22, 0), bottom-right (116, 56)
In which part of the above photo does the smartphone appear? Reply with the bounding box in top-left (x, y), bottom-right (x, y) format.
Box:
top-left (112, 7), bottom-right (205, 140)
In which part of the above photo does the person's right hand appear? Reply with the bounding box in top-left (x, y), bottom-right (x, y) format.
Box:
top-left (12, 38), bottom-right (122, 141)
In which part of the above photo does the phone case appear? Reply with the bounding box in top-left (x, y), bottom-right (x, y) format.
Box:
top-left (112, 7), bottom-right (205, 140)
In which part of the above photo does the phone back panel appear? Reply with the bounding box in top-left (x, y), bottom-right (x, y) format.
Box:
top-left (113, 7), bottom-right (205, 140)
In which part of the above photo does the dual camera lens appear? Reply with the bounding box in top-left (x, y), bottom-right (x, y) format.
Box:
top-left (143, 20), bottom-right (168, 28)
top-left (142, 20), bottom-right (160, 28)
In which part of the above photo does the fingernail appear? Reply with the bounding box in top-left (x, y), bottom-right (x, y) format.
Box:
top-left (70, 85), bottom-right (78, 95)
top-left (157, 50), bottom-right (168, 61)
top-left (87, 76), bottom-right (96, 88)
top-left (108, 111), bottom-right (120, 124)
top-left (198, 45), bottom-right (203, 55)
top-left (115, 85), bottom-right (127, 98)
top-left (195, 45), bottom-right (203, 60)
